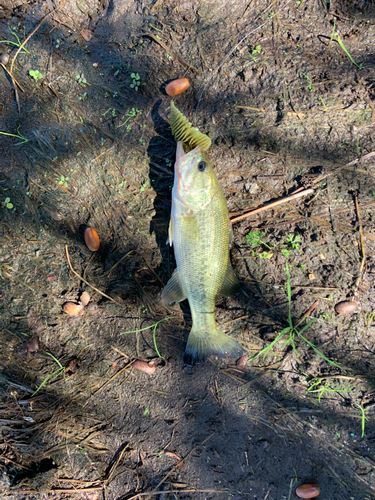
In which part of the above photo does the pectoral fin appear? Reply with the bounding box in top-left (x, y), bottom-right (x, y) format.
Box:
top-left (218, 259), bottom-right (241, 297)
top-left (162, 269), bottom-right (187, 304)
top-left (166, 218), bottom-right (173, 246)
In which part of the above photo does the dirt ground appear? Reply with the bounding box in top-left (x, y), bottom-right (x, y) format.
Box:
top-left (1, 0), bottom-right (375, 498)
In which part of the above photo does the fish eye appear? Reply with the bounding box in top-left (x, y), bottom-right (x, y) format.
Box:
top-left (198, 161), bottom-right (207, 172)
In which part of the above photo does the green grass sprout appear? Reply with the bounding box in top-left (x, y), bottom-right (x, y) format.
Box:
top-left (118, 108), bottom-right (142, 128)
top-left (306, 378), bottom-right (351, 402)
top-left (319, 96), bottom-right (328, 111)
top-left (251, 263), bottom-right (339, 366)
top-left (302, 73), bottom-right (314, 91)
top-left (120, 316), bottom-right (176, 359)
top-left (0, 28), bottom-right (29, 53)
top-left (0, 126), bottom-right (29, 145)
top-left (330, 20), bottom-right (363, 69)
top-left (32, 352), bottom-right (65, 396)
top-left (352, 403), bottom-right (368, 437)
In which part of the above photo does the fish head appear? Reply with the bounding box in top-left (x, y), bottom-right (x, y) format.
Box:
top-left (174, 141), bottom-right (217, 211)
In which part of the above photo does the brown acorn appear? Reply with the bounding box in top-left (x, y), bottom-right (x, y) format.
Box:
top-left (296, 483), bottom-right (320, 499)
top-left (335, 301), bottom-right (357, 315)
top-left (84, 227), bottom-right (100, 251)
top-left (80, 291), bottom-right (90, 306)
top-left (132, 360), bottom-right (156, 375)
top-left (165, 78), bottom-right (190, 96)
top-left (63, 302), bottom-right (84, 316)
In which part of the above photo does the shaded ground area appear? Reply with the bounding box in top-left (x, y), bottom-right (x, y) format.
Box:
top-left (1, 0), bottom-right (375, 498)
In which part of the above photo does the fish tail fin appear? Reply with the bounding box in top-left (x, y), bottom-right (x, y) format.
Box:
top-left (184, 326), bottom-right (246, 365)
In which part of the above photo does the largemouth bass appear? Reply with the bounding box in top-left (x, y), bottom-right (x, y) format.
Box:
top-left (162, 141), bottom-right (246, 365)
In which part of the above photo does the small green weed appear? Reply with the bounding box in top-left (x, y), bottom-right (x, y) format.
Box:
top-left (365, 311), bottom-right (375, 326)
top-left (302, 73), bottom-right (314, 91)
top-left (29, 69), bottom-right (43, 81)
top-left (75, 73), bottom-right (90, 86)
top-left (259, 251), bottom-right (273, 259)
top-left (352, 403), bottom-right (368, 437)
top-left (78, 92), bottom-right (87, 101)
top-left (249, 45), bottom-right (261, 62)
top-left (143, 408), bottom-right (151, 416)
top-left (252, 263), bottom-right (339, 366)
top-left (0, 28), bottom-right (29, 54)
top-left (246, 230), bottom-right (272, 249)
top-left (0, 126), bottom-right (29, 145)
top-left (2, 197), bottom-right (13, 209)
top-left (140, 180), bottom-right (149, 192)
top-left (246, 230), bottom-right (263, 248)
top-left (130, 72), bottom-right (141, 91)
top-left (286, 234), bottom-right (302, 249)
top-left (32, 352), bottom-right (65, 396)
top-left (102, 107), bottom-right (117, 117)
top-left (118, 108), bottom-right (142, 128)
top-left (281, 249), bottom-right (290, 258)
top-left (319, 96), bottom-right (328, 111)
top-left (120, 317), bottom-right (176, 359)
top-left (330, 20), bottom-right (363, 69)
top-left (56, 175), bottom-right (69, 187)
top-left (306, 378), bottom-right (351, 402)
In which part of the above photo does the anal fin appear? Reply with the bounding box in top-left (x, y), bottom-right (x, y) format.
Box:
top-left (162, 269), bottom-right (187, 304)
top-left (219, 259), bottom-right (241, 297)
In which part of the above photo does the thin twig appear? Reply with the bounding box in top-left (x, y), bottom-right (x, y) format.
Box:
top-left (99, 250), bottom-right (136, 278)
top-left (132, 433), bottom-right (215, 500)
top-left (354, 195), bottom-right (366, 290)
top-left (143, 33), bottom-right (200, 73)
top-left (65, 246), bottom-right (119, 303)
top-left (312, 151), bottom-right (375, 184)
top-left (93, 360), bottom-right (135, 395)
top-left (18, 487), bottom-right (229, 496)
top-left (10, 5), bottom-right (61, 74)
top-left (230, 188), bottom-right (314, 224)
top-left (294, 300), bottom-right (319, 328)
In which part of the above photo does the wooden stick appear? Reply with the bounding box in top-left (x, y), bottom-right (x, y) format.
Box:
top-left (354, 195), bottom-right (366, 290)
top-left (294, 300), bottom-right (319, 328)
top-left (16, 487), bottom-right (228, 496)
top-left (231, 188), bottom-right (314, 224)
top-left (65, 246), bottom-right (119, 303)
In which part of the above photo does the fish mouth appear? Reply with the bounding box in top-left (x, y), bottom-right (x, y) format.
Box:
top-left (175, 141), bottom-right (201, 181)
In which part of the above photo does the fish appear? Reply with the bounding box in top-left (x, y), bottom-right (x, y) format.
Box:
top-left (162, 141), bottom-right (247, 365)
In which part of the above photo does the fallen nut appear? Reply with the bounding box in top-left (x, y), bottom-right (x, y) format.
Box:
top-left (236, 354), bottom-right (249, 369)
top-left (27, 337), bottom-right (39, 353)
top-left (0, 53), bottom-right (10, 65)
top-left (80, 291), bottom-right (90, 306)
top-left (63, 302), bottom-right (84, 316)
top-left (335, 300), bottom-right (357, 315)
top-left (295, 483), bottom-right (320, 498)
top-left (84, 226), bottom-right (100, 251)
top-left (165, 78), bottom-right (190, 96)
top-left (133, 360), bottom-right (156, 375)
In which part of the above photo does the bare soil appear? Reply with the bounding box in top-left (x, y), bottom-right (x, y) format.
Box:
top-left (1, 0), bottom-right (375, 499)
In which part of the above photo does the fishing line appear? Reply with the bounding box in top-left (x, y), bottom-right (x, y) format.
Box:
top-left (195, 0), bottom-right (294, 120)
